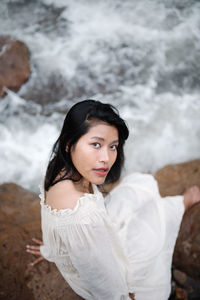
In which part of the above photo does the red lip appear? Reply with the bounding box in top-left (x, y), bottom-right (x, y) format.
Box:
top-left (93, 168), bottom-right (109, 177)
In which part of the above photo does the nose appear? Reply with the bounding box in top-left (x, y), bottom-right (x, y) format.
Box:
top-left (99, 147), bottom-right (109, 163)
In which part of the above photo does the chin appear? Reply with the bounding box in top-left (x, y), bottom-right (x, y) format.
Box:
top-left (92, 177), bottom-right (106, 185)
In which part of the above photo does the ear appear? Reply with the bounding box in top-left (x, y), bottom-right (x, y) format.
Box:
top-left (65, 144), bottom-right (69, 152)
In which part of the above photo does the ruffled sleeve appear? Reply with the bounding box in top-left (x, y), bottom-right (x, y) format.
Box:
top-left (55, 210), bottom-right (130, 300)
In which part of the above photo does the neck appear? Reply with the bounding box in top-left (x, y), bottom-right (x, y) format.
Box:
top-left (75, 178), bottom-right (93, 194)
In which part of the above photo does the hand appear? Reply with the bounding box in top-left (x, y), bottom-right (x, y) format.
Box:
top-left (183, 186), bottom-right (200, 212)
top-left (129, 292), bottom-right (135, 299)
top-left (26, 237), bottom-right (45, 266)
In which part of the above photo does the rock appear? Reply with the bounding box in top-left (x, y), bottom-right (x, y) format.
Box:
top-left (0, 183), bottom-right (82, 300)
top-left (154, 159), bottom-right (200, 278)
top-left (0, 36), bottom-right (31, 97)
top-left (155, 160), bottom-right (200, 298)
top-left (171, 269), bottom-right (200, 300)
top-left (173, 201), bottom-right (200, 280)
top-left (154, 159), bottom-right (200, 197)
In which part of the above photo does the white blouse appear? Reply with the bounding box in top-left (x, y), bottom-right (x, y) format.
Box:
top-left (39, 173), bottom-right (184, 300)
top-left (39, 183), bottom-right (131, 300)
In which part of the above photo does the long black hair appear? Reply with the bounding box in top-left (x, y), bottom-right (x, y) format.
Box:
top-left (44, 99), bottom-right (129, 191)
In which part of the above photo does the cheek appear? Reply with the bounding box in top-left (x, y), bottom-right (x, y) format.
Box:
top-left (110, 152), bottom-right (117, 165)
top-left (80, 146), bottom-right (96, 160)
top-left (72, 145), bottom-right (95, 168)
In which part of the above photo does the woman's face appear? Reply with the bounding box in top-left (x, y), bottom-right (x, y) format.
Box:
top-left (70, 121), bottom-right (119, 186)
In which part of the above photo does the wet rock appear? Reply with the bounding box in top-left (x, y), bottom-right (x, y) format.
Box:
top-left (0, 183), bottom-right (82, 300)
top-left (0, 36), bottom-right (31, 97)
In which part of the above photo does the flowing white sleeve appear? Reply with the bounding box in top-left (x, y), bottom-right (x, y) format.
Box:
top-left (105, 172), bottom-right (185, 293)
top-left (57, 211), bottom-right (130, 300)
top-left (40, 245), bottom-right (55, 262)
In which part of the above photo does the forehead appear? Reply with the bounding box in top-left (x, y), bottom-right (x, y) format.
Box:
top-left (86, 121), bottom-right (118, 137)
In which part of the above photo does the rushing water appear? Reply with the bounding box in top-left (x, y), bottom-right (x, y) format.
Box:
top-left (0, 0), bottom-right (200, 192)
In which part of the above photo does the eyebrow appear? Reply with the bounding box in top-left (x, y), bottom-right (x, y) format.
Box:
top-left (91, 137), bottom-right (119, 143)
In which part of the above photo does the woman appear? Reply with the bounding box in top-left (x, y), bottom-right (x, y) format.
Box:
top-left (26, 99), bottom-right (200, 300)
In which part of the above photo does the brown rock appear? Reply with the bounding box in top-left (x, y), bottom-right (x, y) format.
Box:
top-left (173, 201), bottom-right (200, 280)
top-left (154, 159), bottom-right (200, 197)
top-left (154, 160), bottom-right (200, 280)
top-left (172, 269), bottom-right (200, 299)
top-left (0, 183), bottom-right (82, 300)
top-left (0, 36), bottom-right (31, 97)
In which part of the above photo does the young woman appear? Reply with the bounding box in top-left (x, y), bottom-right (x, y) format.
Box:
top-left (26, 99), bottom-right (200, 300)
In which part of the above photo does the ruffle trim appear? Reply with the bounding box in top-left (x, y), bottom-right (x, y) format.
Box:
top-left (39, 183), bottom-right (99, 216)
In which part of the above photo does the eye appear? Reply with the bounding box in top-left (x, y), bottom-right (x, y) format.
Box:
top-left (110, 145), bottom-right (118, 151)
top-left (92, 142), bottom-right (101, 149)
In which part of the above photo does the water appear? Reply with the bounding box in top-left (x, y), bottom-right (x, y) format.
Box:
top-left (0, 0), bottom-right (200, 192)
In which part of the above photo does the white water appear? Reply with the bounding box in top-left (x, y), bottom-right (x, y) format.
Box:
top-left (0, 0), bottom-right (200, 191)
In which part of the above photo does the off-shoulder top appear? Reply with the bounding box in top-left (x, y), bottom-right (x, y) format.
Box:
top-left (39, 183), bottom-right (131, 300)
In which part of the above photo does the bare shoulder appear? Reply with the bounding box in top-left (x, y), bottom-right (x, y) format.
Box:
top-left (45, 180), bottom-right (84, 210)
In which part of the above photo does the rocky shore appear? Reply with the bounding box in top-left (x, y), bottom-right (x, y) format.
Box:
top-left (0, 160), bottom-right (200, 300)
top-left (0, 34), bottom-right (200, 300)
